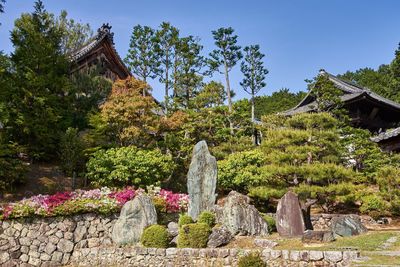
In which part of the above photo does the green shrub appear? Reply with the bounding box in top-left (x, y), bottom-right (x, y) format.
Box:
top-left (238, 253), bottom-right (266, 267)
top-left (178, 214), bottom-right (194, 227)
top-left (0, 143), bottom-right (26, 192)
top-left (197, 211), bottom-right (216, 227)
top-left (262, 214), bottom-right (276, 233)
top-left (86, 146), bottom-right (175, 187)
top-left (59, 127), bottom-right (85, 176)
top-left (177, 223), bottom-right (211, 248)
top-left (360, 195), bottom-right (388, 219)
top-left (141, 225), bottom-right (169, 248)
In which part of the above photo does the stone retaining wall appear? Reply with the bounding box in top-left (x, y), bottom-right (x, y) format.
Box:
top-left (0, 213), bottom-right (363, 266)
top-left (0, 213), bottom-right (118, 266)
top-left (70, 247), bottom-right (359, 267)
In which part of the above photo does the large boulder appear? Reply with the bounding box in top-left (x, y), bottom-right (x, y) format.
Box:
top-left (207, 226), bottom-right (232, 248)
top-left (111, 194), bottom-right (157, 245)
top-left (330, 215), bottom-right (367, 237)
top-left (214, 191), bottom-right (269, 236)
top-left (187, 140), bottom-right (217, 220)
top-left (276, 191), bottom-right (306, 237)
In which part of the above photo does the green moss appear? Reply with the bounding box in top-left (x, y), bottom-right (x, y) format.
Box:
top-left (177, 223), bottom-right (211, 248)
top-left (197, 211), bottom-right (216, 227)
top-left (238, 253), bottom-right (266, 267)
top-left (141, 224), bottom-right (169, 248)
top-left (178, 213), bottom-right (194, 227)
top-left (262, 214), bottom-right (276, 233)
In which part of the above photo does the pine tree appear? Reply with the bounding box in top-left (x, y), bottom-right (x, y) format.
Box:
top-left (240, 45), bottom-right (268, 144)
top-left (9, 0), bottom-right (70, 159)
top-left (156, 22), bottom-right (179, 114)
top-left (208, 27), bottom-right (242, 114)
top-left (125, 25), bottom-right (160, 93)
top-left (174, 36), bottom-right (204, 109)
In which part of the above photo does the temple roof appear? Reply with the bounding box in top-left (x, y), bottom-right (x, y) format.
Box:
top-left (283, 70), bottom-right (400, 116)
top-left (371, 127), bottom-right (400, 142)
top-left (70, 23), bottom-right (131, 79)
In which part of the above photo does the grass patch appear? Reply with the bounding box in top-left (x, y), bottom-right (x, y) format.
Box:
top-left (357, 253), bottom-right (400, 265)
top-left (275, 231), bottom-right (400, 251)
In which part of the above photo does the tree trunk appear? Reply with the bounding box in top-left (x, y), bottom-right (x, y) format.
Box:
top-left (164, 51), bottom-right (169, 115)
top-left (224, 62), bottom-right (234, 135)
top-left (251, 93), bottom-right (257, 145)
top-left (300, 199), bottom-right (317, 230)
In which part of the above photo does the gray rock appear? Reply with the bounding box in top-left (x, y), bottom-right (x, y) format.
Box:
top-left (111, 194), bottom-right (157, 245)
top-left (324, 251), bottom-right (343, 263)
top-left (330, 215), bottom-right (367, 237)
top-left (302, 230), bottom-right (335, 243)
top-left (187, 141), bottom-right (217, 220)
top-left (57, 239), bottom-right (74, 253)
top-left (213, 191), bottom-right (269, 236)
top-left (20, 254), bottom-right (29, 263)
top-left (207, 226), bottom-right (232, 248)
top-left (0, 251), bottom-right (10, 264)
top-left (309, 250), bottom-right (324, 261)
top-left (28, 256), bottom-right (41, 266)
top-left (254, 239), bottom-right (278, 248)
top-left (167, 222), bottom-right (179, 237)
top-left (276, 191), bottom-right (305, 237)
top-left (44, 242), bottom-right (56, 255)
top-left (51, 251), bottom-right (63, 263)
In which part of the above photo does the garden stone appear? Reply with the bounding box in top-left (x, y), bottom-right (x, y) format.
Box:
top-left (302, 230), bottom-right (335, 243)
top-left (44, 243), bottom-right (56, 255)
top-left (207, 226), bottom-right (232, 248)
top-left (20, 254), bottom-right (29, 263)
top-left (57, 238), bottom-right (74, 253)
top-left (0, 251), bottom-right (10, 264)
top-left (309, 250), bottom-right (324, 261)
top-left (324, 251), bottom-right (343, 263)
top-left (51, 251), bottom-right (63, 263)
top-left (111, 194), bottom-right (157, 245)
top-left (330, 215), bottom-right (367, 237)
top-left (167, 222), bottom-right (179, 237)
top-left (187, 140), bottom-right (217, 220)
top-left (213, 191), bottom-right (269, 236)
top-left (276, 191), bottom-right (306, 237)
top-left (254, 239), bottom-right (278, 248)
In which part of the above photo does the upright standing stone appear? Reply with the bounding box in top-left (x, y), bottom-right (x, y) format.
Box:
top-left (276, 191), bottom-right (306, 237)
top-left (111, 194), bottom-right (157, 245)
top-left (187, 140), bottom-right (217, 220)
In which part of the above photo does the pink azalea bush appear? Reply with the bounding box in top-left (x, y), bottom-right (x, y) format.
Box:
top-left (0, 187), bottom-right (188, 220)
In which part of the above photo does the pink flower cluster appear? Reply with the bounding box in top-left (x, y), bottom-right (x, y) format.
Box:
top-left (0, 187), bottom-right (188, 219)
top-left (158, 189), bottom-right (189, 213)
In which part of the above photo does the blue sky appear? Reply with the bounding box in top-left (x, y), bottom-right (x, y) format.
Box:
top-left (1, 0), bottom-right (400, 101)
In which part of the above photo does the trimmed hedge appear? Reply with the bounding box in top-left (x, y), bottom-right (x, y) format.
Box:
top-left (197, 211), bottom-right (216, 227)
top-left (178, 213), bottom-right (194, 227)
top-left (177, 223), bottom-right (211, 248)
top-left (141, 224), bottom-right (169, 248)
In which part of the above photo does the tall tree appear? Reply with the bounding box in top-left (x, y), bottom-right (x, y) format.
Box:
top-left (208, 27), bottom-right (242, 113)
top-left (240, 45), bottom-right (268, 144)
top-left (56, 10), bottom-right (93, 55)
top-left (174, 36), bottom-right (204, 109)
top-left (125, 25), bottom-right (160, 92)
top-left (9, 0), bottom-right (70, 159)
top-left (156, 22), bottom-right (179, 114)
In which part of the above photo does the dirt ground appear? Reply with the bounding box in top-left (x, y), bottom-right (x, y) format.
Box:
top-left (1, 162), bottom-right (86, 203)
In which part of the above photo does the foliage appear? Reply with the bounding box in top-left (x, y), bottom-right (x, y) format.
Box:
top-left (56, 10), bottom-right (93, 55)
top-left (7, 0), bottom-right (70, 159)
top-left (197, 211), bottom-right (216, 227)
top-left (125, 25), bottom-right (160, 82)
top-left (91, 77), bottom-right (185, 148)
top-left (262, 214), bottom-right (276, 233)
top-left (238, 253), bottom-right (266, 267)
top-left (208, 27), bottom-right (242, 113)
top-left (178, 213), bottom-right (194, 228)
top-left (0, 187), bottom-right (188, 220)
top-left (86, 146), bottom-right (175, 188)
top-left (177, 223), bottom-right (211, 248)
top-left (141, 225), bottom-right (169, 248)
top-left (0, 143), bottom-right (26, 192)
top-left (194, 81), bottom-right (226, 109)
top-left (59, 128), bottom-right (85, 176)
top-left (359, 194), bottom-right (388, 219)
top-left (254, 89), bottom-right (306, 119)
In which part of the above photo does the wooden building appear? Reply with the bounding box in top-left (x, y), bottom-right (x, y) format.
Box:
top-left (70, 23), bottom-right (130, 81)
top-left (284, 69), bottom-right (400, 152)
